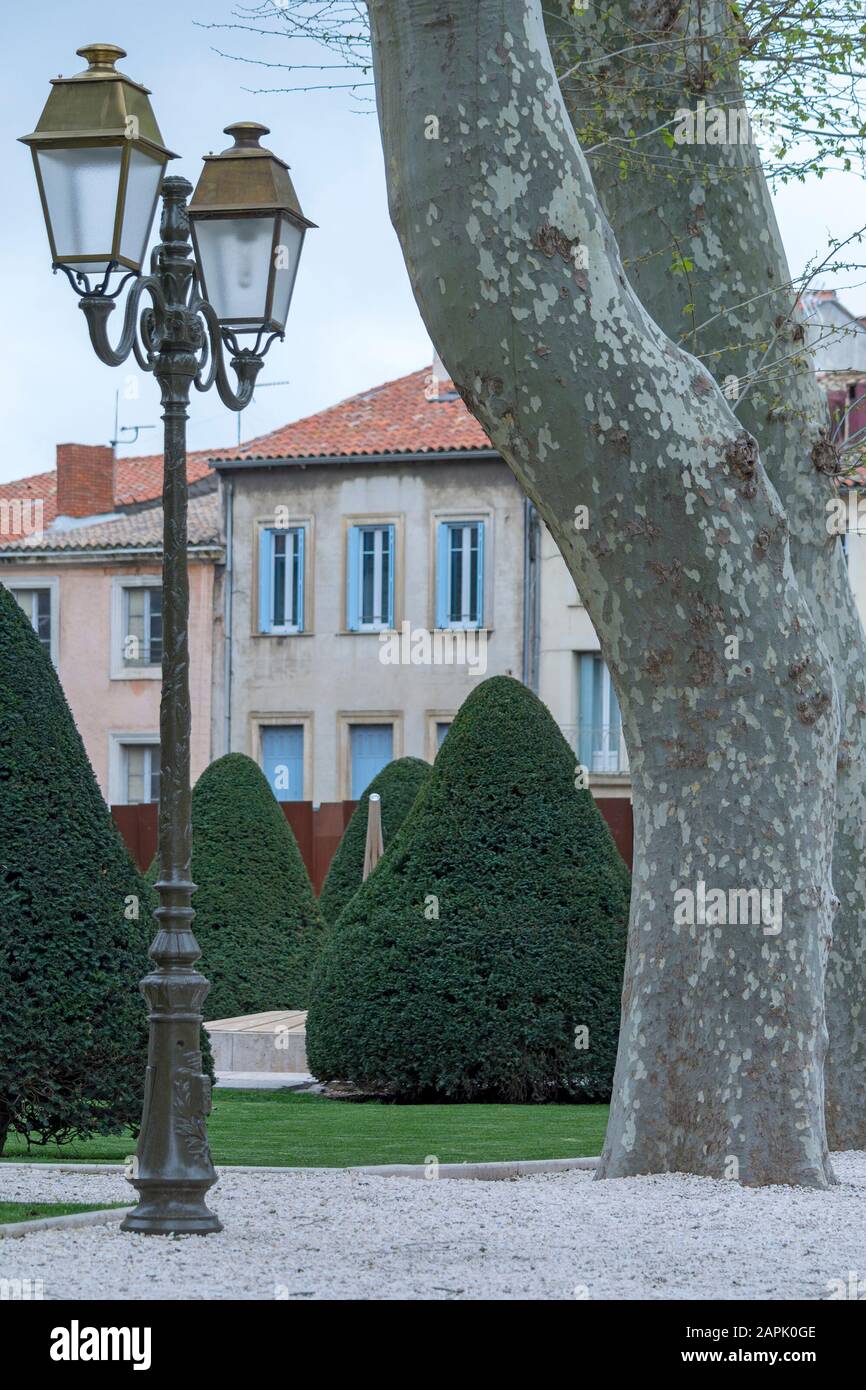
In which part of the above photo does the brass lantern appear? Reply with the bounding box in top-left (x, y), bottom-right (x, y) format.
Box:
top-left (188, 122), bottom-right (315, 336)
top-left (19, 43), bottom-right (176, 275)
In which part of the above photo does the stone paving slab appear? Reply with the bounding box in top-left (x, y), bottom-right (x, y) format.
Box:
top-left (207, 1011), bottom-right (307, 1033)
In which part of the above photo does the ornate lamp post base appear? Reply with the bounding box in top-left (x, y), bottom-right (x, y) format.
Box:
top-left (121, 1192), bottom-right (222, 1237)
top-left (120, 887), bottom-right (222, 1236)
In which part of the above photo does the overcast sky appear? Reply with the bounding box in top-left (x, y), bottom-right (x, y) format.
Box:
top-left (2, 0), bottom-right (864, 486)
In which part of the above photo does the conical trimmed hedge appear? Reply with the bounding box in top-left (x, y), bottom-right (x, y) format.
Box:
top-left (185, 754), bottom-right (323, 1019)
top-left (319, 756), bottom-right (431, 925)
top-left (0, 584), bottom-right (151, 1154)
top-left (307, 675), bottom-right (630, 1101)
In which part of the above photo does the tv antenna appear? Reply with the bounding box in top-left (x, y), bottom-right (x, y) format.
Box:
top-left (110, 389), bottom-right (156, 452)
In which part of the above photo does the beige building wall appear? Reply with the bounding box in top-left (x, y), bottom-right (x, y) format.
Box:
top-left (536, 522), bottom-right (631, 798)
top-left (1, 558), bottom-right (215, 800)
top-left (222, 458), bottom-right (527, 801)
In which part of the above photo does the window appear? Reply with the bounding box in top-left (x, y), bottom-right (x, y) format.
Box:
top-left (348, 525), bottom-right (394, 631)
top-left (259, 527), bottom-right (305, 634)
top-left (122, 742), bottom-right (160, 804)
top-left (122, 585), bottom-right (162, 666)
top-left (436, 521), bottom-right (484, 628)
top-left (578, 654), bottom-right (624, 773)
top-left (261, 725), bottom-right (304, 802)
top-left (436, 721), bottom-right (451, 751)
top-left (350, 724), bottom-right (393, 798)
top-left (11, 587), bottom-right (52, 656)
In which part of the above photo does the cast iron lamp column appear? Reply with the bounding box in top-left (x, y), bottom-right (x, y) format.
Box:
top-left (81, 177), bottom-right (264, 1234)
top-left (22, 45), bottom-right (314, 1234)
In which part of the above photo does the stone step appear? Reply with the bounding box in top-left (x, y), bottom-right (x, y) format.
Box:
top-left (215, 1071), bottom-right (316, 1091)
top-left (205, 1011), bottom-right (308, 1073)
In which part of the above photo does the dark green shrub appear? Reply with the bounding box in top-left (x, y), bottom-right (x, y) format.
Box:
top-left (307, 675), bottom-right (630, 1101)
top-left (319, 756), bottom-right (431, 925)
top-left (0, 584), bottom-right (151, 1154)
top-left (184, 754), bottom-right (323, 1019)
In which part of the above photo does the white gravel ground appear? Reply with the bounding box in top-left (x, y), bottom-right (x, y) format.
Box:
top-left (2, 1153), bottom-right (865, 1300)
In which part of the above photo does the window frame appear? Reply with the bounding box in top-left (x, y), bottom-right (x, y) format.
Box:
top-left (578, 653), bottom-right (625, 775)
top-left (121, 584), bottom-right (162, 668)
top-left (251, 712), bottom-right (314, 801)
top-left (5, 577), bottom-right (59, 665)
top-left (437, 519), bottom-right (484, 629)
top-left (342, 515), bottom-right (402, 634)
top-left (348, 523), bottom-right (394, 631)
top-left (337, 711), bottom-right (403, 799)
top-left (257, 523), bottom-right (308, 635)
top-left (425, 710), bottom-right (456, 762)
top-left (110, 575), bottom-right (162, 680)
top-left (429, 510), bottom-right (491, 632)
top-left (108, 732), bottom-right (161, 805)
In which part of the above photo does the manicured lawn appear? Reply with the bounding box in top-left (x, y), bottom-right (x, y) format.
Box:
top-left (0, 1201), bottom-right (128, 1225)
top-left (1, 1090), bottom-right (609, 1168)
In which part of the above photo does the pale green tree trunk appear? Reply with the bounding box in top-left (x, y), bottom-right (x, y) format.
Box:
top-left (369, 0), bottom-right (840, 1185)
top-left (549, 0), bottom-right (866, 1151)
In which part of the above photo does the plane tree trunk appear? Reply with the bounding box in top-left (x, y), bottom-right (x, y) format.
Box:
top-left (368, 0), bottom-right (839, 1185)
top-left (549, 0), bottom-right (866, 1150)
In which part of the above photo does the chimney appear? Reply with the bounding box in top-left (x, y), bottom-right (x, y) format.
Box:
top-left (427, 350), bottom-right (457, 403)
top-left (55, 444), bottom-right (115, 519)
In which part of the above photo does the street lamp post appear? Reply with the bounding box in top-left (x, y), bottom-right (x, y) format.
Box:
top-left (21, 44), bottom-right (314, 1235)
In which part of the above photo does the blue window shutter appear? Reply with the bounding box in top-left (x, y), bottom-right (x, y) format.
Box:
top-left (578, 654), bottom-right (595, 769)
top-left (261, 726), bottom-right (304, 802)
top-left (295, 527), bottom-right (305, 632)
top-left (386, 524), bottom-right (395, 626)
top-left (347, 526), bottom-right (360, 630)
top-left (350, 724), bottom-right (393, 799)
top-left (475, 522), bottom-right (485, 626)
top-left (436, 523), bottom-right (450, 627)
top-left (259, 529), bottom-right (273, 633)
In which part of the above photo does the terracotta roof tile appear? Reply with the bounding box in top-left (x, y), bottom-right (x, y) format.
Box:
top-left (0, 469), bottom-right (57, 518)
top-left (0, 451), bottom-right (221, 537)
top-left (114, 449), bottom-right (217, 506)
top-left (0, 492), bottom-right (221, 554)
top-left (213, 367), bottom-right (492, 461)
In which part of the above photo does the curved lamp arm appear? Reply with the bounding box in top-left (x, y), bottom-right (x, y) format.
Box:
top-left (74, 264), bottom-right (280, 412)
top-left (191, 294), bottom-right (268, 412)
top-left (77, 276), bottom-right (166, 370)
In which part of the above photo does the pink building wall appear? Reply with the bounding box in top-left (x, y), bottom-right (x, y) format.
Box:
top-left (4, 559), bottom-right (215, 800)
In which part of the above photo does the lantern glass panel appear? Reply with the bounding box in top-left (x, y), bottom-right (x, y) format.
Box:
top-left (119, 147), bottom-right (164, 267)
top-left (271, 216), bottom-right (304, 330)
top-left (194, 215), bottom-right (276, 328)
top-left (36, 145), bottom-right (124, 269)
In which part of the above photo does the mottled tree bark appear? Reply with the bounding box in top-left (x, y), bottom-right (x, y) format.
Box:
top-left (549, 0), bottom-right (866, 1150)
top-left (369, 0), bottom-right (840, 1185)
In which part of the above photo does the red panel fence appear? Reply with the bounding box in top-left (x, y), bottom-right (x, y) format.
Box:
top-left (112, 795), bottom-right (633, 889)
top-left (111, 802), bottom-right (159, 876)
top-left (595, 797), bottom-right (634, 870)
top-left (111, 800), bottom-right (358, 893)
